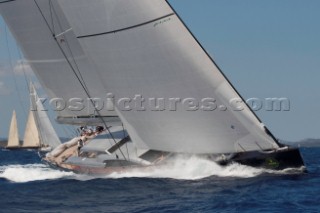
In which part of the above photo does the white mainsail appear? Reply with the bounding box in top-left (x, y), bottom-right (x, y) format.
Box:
top-left (0, 0), bottom-right (280, 154)
top-left (7, 110), bottom-right (20, 148)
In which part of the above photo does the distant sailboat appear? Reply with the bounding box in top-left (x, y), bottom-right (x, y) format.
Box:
top-left (0, 0), bottom-right (305, 173)
top-left (6, 111), bottom-right (20, 149)
top-left (22, 109), bottom-right (40, 149)
top-left (22, 83), bottom-right (61, 150)
top-left (6, 83), bottom-right (61, 150)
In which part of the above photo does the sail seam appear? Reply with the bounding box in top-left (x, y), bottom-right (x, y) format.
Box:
top-left (77, 13), bottom-right (175, 39)
top-left (0, 0), bottom-right (15, 4)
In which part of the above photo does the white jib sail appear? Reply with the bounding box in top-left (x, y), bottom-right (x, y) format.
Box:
top-left (7, 110), bottom-right (20, 148)
top-left (22, 110), bottom-right (40, 148)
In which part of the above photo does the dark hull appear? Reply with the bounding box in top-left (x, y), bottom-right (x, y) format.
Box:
top-left (4, 147), bottom-right (21, 150)
top-left (230, 148), bottom-right (305, 170)
top-left (5, 147), bottom-right (39, 150)
top-left (44, 148), bottom-right (306, 175)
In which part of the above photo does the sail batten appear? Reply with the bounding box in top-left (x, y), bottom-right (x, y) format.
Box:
top-left (77, 13), bottom-right (175, 39)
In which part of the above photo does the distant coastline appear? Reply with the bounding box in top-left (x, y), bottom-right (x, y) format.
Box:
top-left (280, 138), bottom-right (320, 148)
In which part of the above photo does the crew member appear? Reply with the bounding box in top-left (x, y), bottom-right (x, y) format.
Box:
top-left (77, 139), bottom-right (84, 156)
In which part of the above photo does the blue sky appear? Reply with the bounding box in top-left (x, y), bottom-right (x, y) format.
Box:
top-left (0, 0), bottom-right (320, 141)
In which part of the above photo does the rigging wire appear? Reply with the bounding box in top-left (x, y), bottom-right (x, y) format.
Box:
top-left (4, 24), bottom-right (42, 148)
top-left (16, 36), bottom-right (59, 148)
top-left (13, 24), bottom-right (51, 148)
top-left (4, 25), bottom-right (28, 119)
top-left (33, 0), bottom-right (127, 160)
top-left (16, 49), bottom-right (30, 92)
top-left (122, 123), bottom-right (130, 161)
top-left (49, 2), bottom-right (90, 94)
top-left (46, 2), bottom-right (123, 155)
top-left (48, 0), bottom-right (55, 34)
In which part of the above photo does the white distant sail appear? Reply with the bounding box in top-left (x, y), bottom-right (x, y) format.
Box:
top-left (0, 0), bottom-right (280, 154)
top-left (22, 110), bottom-right (40, 148)
top-left (7, 111), bottom-right (20, 148)
top-left (30, 83), bottom-right (62, 148)
top-left (21, 83), bottom-right (61, 149)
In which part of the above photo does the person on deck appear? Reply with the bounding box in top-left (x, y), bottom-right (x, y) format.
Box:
top-left (77, 139), bottom-right (84, 156)
top-left (95, 126), bottom-right (105, 135)
top-left (80, 126), bottom-right (88, 136)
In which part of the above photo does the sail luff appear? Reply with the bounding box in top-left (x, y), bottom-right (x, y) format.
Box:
top-left (7, 110), bottom-right (20, 148)
top-left (164, 0), bottom-right (281, 148)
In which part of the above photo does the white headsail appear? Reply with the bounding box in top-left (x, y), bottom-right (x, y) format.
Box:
top-left (0, 0), bottom-right (280, 154)
top-left (7, 110), bottom-right (20, 148)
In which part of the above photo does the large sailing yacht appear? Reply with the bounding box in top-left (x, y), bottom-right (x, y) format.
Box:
top-left (22, 83), bottom-right (62, 150)
top-left (0, 0), bottom-right (305, 174)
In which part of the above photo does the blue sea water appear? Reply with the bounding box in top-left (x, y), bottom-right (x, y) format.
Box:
top-left (0, 148), bottom-right (319, 213)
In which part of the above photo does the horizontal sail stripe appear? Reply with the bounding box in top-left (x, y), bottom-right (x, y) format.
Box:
top-left (77, 13), bottom-right (175, 39)
top-left (0, 0), bottom-right (16, 4)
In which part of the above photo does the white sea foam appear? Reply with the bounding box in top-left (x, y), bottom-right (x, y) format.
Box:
top-left (107, 155), bottom-right (266, 180)
top-left (0, 164), bottom-right (75, 183)
top-left (0, 156), bottom-right (304, 183)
